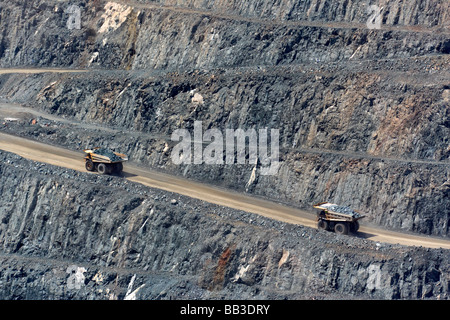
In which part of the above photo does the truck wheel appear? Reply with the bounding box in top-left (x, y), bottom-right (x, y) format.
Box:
top-left (334, 223), bottom-right (349, 235)
top-left (114, 162), bottom-right (123, 174)
top-left (318, 219), bottom-right (328, 231)
top-left (85, 160), bottom-right (95, 171)
top-left (97, 163), bottom-right (107, 174)
top-left (350, 221), bottom-right (360, 233)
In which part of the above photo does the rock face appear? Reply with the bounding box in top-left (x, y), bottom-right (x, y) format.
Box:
top-left (0, 150), bottom-right (448, 300)
top-left (0, 0), bottom-right (449, 300)
top-left (0, 0), bottom-right (448, 237)
top-left (1, 60), bottom-right (449, 237)
top-left (0, 0), bottom-right (449, 69)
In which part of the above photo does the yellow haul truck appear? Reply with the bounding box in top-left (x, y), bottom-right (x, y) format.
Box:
top-left (313, 202), bottom-right (365, 235)
top-left (84, 147), bottom-right (128, 175)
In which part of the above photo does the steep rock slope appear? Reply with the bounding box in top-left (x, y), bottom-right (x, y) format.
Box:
top-left (1, 58), bottom-right (449, 236)
top-left (0, 0), bottom-right (448, 237)
top-left (0, 150), bottom-right (448, 299)
top-left (0, 0), bottom-right (449, 69)
top-left (0, 0), bottom-right (449, 301)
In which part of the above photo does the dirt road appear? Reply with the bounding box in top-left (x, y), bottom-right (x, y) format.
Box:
top-left (0, 132), bottom-right (449, 249)
top-left (0, 68), bottom-right (88, 75)
top-left (117, 0), bottom-right (450, 35)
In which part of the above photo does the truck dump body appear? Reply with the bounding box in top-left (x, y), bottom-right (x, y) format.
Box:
top-left (313, 202), bottom-right (364, 221)
top-left (84, 148), bottom-right (128, 163)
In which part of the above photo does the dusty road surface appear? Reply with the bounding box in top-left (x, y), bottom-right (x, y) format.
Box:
top-left (0, 68), bottom-right (88, 75)
top-left (0, 132), bottom-right (449, 250)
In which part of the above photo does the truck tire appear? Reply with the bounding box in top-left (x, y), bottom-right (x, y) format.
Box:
top-left (334, 222), bottom-right (349, 235)
top-left (114, 162), bottom-right (123, 174)
top-left (350, 221), bottom-right (360, 233)
top-left (318, 219), bottom-right (328, 231)
top-left (97, 163), bottom-right (107, 174)
top-left (85, 160), bottom-right (95, 171)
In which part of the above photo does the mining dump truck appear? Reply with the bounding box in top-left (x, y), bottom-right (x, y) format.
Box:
top-left (84, 147), bottom-right (128, 174)
top-left (313, 202), bottom-right (365, 235)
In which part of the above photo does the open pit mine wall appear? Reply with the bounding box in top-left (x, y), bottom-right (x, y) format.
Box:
top-left (1, 64), bottom-right (449, 237)
top-left (0, 0), bottom-right (449, 69)
top-left (0, 150), bottom-right (448, 299)
top-left (0, 0), bottom-right (449, 237)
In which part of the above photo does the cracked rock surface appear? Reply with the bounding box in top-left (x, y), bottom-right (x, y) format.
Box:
top-left (0, 0), bottom-right (449, 300)
top-left (0, 150), bottom-right (448, 299)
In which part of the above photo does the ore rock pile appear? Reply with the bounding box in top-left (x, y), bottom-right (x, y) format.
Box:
top-left (95, 148), bottom-right (123, 162)
top-left (326, 205), bottom-right (363, 219)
